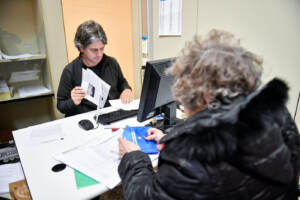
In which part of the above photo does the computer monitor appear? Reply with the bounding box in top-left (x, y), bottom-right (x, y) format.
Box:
top-left (137, 57), bottom-right (177, 130)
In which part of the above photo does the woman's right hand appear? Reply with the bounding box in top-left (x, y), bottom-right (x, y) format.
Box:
top-left (145, 128), bottom-right (165, 151)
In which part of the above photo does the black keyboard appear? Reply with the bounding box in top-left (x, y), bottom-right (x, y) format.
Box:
top-left (94, 109), bottom-right (138, 125)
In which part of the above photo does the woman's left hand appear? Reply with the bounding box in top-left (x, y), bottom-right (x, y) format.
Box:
top-left (118, 138), bottom-right (140, 158)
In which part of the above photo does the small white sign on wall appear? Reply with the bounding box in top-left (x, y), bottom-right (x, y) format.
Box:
top-left (159, 0), bottom-right (182, 36)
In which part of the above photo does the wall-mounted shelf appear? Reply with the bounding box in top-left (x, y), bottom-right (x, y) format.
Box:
top-left (0, 92), bottom-right (54, 104)
top-left (0, 0), bottom-right (53, 104)
top-left (0, 55), bottom-right (47, 63)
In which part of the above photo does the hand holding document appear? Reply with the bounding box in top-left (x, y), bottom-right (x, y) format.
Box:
top-left (81, 68), bottom-right (110, 108)
top-left (122, 126), bottom-right (158, 154)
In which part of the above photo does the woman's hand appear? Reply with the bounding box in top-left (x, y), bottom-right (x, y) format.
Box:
top-left (145, 128), bottom-right (165, 151)
top-left (118, 138), bottom-right (140, 158)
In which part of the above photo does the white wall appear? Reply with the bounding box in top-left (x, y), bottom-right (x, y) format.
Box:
top-left (196, 0), bottom-right (300, 127)
top-left (149, 0), bottom-right (198, 59)
top-left (149, 0), bottom-right (300, 127)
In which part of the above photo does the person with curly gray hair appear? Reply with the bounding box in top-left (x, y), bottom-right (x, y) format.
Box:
top-left (57, 20), bottom-right (132, 117)
top-left (118, 29), bottom-right (300, 199)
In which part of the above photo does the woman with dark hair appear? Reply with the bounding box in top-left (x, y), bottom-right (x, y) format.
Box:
top-left (118, 29), bottom-right (300, 200)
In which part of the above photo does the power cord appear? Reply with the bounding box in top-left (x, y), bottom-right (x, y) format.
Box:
top-left (294, 91), bottom-right (300, 120)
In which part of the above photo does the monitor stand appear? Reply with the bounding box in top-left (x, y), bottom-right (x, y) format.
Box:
top-left (147, 118), bottom-right (165, 131)
top-left (146, 102), bottom-right (185, 131)
top-left (147, 118), bottom-right (184, 131)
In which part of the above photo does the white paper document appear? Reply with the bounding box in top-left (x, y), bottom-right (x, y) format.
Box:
top-left (81, 68), bottom-right (110, 108)
top-left (54, 129), bottom-right (159, 189)
top-left (159, 0), bottom-right (182, 36)
top-left (0, 52), bottom-right (42, 60)
top-left (0, 80), bottom-right (9, 93)
top-left (0, 162), bottom-right (24, 194)
top-left (109, 99), bottom-right (140, 110)
top-left (9, 70), bottom-right (40, 83)
top-left (18, 85), bottom-right (51, 98)
top-left (27, 123), bottom-right (64, 145)
top-left (54, 129), bottom-right (123, 189)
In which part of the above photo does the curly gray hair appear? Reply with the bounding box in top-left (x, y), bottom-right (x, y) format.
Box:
top-left (166, 29), bottom-right (263, 111)
top-left (74, 20), bottom-right (107, 50)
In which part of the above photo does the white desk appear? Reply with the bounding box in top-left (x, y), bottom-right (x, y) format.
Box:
top-left (13, 107), bottom-right (152, 200)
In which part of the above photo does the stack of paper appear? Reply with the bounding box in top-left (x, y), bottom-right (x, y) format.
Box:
top-left (54, 130), bottom-right (123, 189)
top-left (0, 51), bottom-right (42, 60)
top-left (0, 141), bottom-right (24, 194)
top-left (0, 162), bottom-right (24, 194)
top-left (18, 85), bottom-right (50, 98)
top-left (54, 129), bottom-right (159, 189)
top-left (9, 70), bottom-right (40, 84)
top-left (109, 99), bottom-right (140, 110)
top-left (0, 80), bottom-right (11, 100)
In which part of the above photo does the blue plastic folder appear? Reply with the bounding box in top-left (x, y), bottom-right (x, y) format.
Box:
top-left (122, 126), bottom-right (158, 154)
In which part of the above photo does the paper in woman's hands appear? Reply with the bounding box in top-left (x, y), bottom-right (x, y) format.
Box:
top-left (122, 125), bottom-right (158, 154)
top-left (81, 68), bottom-right (110, 108)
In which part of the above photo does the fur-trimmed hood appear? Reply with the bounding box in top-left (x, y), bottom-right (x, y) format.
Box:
top-left (162, 78), bottom-right (289, 144)
top-left (160, 78), bottom-right (298, 184)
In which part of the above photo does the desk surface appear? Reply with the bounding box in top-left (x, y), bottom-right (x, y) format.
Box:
top-left (13, 106), bottom-right (152, 200)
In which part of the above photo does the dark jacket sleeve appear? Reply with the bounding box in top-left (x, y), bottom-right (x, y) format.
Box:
top-left (118, 151), bottom-right (155, 200)
top-left (281, 107), bottom-right (300, 171)
top-left (279, 107), bottom-right (300, 199)
top-left (118, 150), bottom-right (211, 200)
top-left (57, 66), bottom-right (92, 116)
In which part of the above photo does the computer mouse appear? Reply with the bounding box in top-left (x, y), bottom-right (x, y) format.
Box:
top-left (78, 119), bottom-right (94, 131)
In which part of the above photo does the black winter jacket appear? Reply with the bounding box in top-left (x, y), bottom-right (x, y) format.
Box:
top-left (118, 78), bottom-right (300, 200)
top-left (57, 54), bottom-right (131, 117)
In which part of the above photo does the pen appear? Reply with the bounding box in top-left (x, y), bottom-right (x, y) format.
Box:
top-left (104, 128), bottom-right (121, 133)
top-left (131, 128), bottom-right (137, 145)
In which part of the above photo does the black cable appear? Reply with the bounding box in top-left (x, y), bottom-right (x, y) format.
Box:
top-left (140, 66), bottom-right (145, 85)
top-left (294, 91), bottom-right (300, 120)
